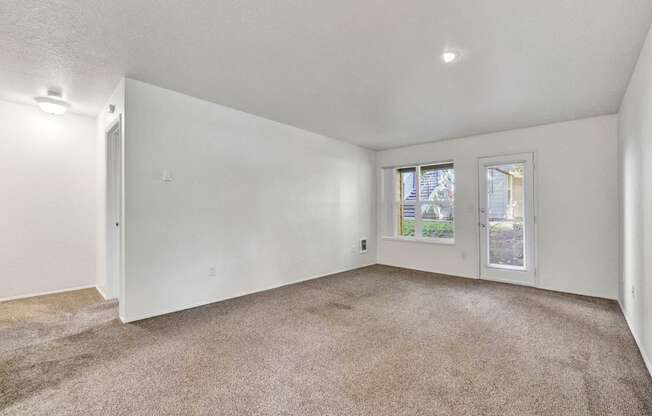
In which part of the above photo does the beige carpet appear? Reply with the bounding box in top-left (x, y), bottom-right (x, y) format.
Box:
top-left (1, 265), bottom-right (650, 415)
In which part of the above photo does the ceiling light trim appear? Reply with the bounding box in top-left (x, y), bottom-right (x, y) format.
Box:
top-left (34, 89), bottom-right (71, 115)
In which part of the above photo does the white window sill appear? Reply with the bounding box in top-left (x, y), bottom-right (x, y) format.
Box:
top-left (381, 236), bottom-right (455, 245)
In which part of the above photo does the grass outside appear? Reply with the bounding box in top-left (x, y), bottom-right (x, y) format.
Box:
top-left (401, 219), bottom-right (454, 239)
top-left (488, 220), bottom-right (524, 267)
top-left (399, 218), bottom-right (523, 265)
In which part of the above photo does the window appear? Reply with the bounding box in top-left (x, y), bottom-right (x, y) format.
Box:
top-left (485, 163), bottom-right (525, 268)
top-left (397, 167), bottom-right (417, 236)
top-left (394, 163), bottom-right (455, 242)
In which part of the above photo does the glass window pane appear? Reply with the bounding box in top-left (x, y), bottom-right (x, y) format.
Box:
top-left (399, 204), bottom-right (415, 236)
top-left (397, 168), bottom-right (416, 237)
top-left (421, 204), bottom-right (454, 239)
top-left (398, 168), bottom-right (416, 203)
top-left (395, 164), bottom-right (455, 240)
top-left (420, 164), bottom-right (454, 240)
top-left (487, 163), bottom-right (525, 267)
top-left (420, 164), bottom-right (454, 202)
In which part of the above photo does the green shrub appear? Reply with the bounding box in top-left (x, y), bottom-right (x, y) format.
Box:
top-left (401, 219), bottom-right (453, 239)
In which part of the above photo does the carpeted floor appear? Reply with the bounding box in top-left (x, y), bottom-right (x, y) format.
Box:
top-left (1, 265), bottom-right (651, 415)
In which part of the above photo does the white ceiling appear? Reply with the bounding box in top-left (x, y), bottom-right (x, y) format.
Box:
top-left (1, 1), bottom-right (651, 149)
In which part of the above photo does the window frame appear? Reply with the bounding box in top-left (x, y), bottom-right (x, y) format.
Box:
top-left (391, 162), bottom-right (455, 244)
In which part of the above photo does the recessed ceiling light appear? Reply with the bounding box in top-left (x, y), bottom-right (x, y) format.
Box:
top-left (34, 89), bottom-right (71, 115)
top-left (441, 51), bottom-right (458, 64)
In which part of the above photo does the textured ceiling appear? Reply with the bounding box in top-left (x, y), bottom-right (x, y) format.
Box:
top-left (1, 0), bottom-right (651, 149)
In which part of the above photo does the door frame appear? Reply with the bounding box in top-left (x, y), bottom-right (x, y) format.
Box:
top-left (477, 152), bottom-right (537, 287)
top-left (105, 115), bottom-right (123, 301)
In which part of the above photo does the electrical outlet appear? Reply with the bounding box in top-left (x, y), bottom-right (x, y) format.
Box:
top-left (208, 266), bottom-right (216, 277)
top-left (161, 169), bottom-right (173, 182)
top-left (360, 238), bottom-right (368, 254)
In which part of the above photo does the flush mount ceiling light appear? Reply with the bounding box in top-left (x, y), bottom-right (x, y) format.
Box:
top-left (441, 51), bottom-right (458, 64)
top-left (34, 89), bottom-right (71, 115)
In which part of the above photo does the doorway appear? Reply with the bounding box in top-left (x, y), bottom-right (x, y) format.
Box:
top-left (478, 153), bottom-right (535, 286)
top-left (106, 117), bottom-right (122, 299)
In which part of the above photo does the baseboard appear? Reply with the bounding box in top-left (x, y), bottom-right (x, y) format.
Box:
top-left (376, 262), bottom-right (479, 281)
top-left (618, 300), bottom-right (652, 378)
top-left (0, 284), bottom-right (97, 303)
top-left (377, 263), bottom-right (617, 300)
top-left (533, 283), bottom-right (616, 301)
top-left (95, 285), bottom-right (109, 300)
top-left (121, 262), bottom-right (376, 323)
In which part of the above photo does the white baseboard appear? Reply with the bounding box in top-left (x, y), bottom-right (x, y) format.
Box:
top-left (121, 262), bottom-right (375, 323)
top-left (95, 285), bottom-right (109, 300)
top-left (376, 262), bottom-right (479, 281)
top-left (618, 300), bottom-right (652, 378)
top-left (378, 263), bottom-right (618, 300)
top-left (0, 284), bottom-right (97, 303)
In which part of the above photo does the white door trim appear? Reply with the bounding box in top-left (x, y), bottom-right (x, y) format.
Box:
top-left (105, 115), bottom-right (123, 302)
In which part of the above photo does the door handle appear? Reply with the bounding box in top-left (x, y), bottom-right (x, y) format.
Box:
top-left (115, 222), bottom-right (119, 227)
top-left (479, 223), bottom-right (486, 228)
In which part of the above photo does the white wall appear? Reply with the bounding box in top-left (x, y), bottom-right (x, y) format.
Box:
top-left (95, 79), bottom-right (125, 300)
top-left (618, 25), bottom-right (652, 374)
top-left (0, 100), bottom-right (96, 300)
top-left (121, 79), bottom-right (376, 322)
top-left (377, 115), bottom-right (619, 300)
